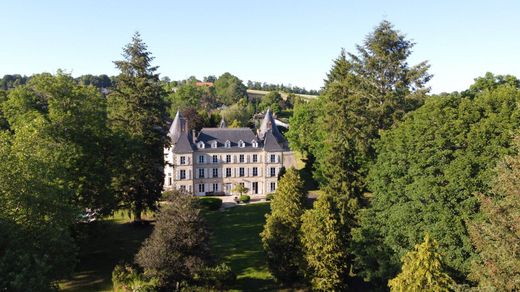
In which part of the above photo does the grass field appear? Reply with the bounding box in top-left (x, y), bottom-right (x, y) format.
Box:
top-left (59, 212), bottom-right (154, 292)
top-left (60, 203), bottom-right (275, 291)
top-left (205, 203), bottom-right (277, 291)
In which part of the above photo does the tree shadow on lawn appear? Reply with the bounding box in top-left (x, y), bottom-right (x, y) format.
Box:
top-left (60, 216), bottom-right (153, 291)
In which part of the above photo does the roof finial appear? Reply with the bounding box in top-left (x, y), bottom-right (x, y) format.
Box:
top-left (219, 117), bottom-right (227, 128)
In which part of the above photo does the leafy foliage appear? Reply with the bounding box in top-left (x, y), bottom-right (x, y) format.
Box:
top-left (108, 32), bottom-right (168, 221)
top-left (198, 197), bottom-right (223, 211)
top-left (353, 80), bottom-right (520, 283)
top-left (388, 234), bottom-right (455, 291)
top-left (214, 72), bottom-right (247, 105)
top-left (0, 121), bottom-right (77, 291)
top-left (261, 168), bottom-right (307, 284)
top-left (468, 135), bottom-right (520, 290)
top-left (135, 191), bottom-right (211, 290)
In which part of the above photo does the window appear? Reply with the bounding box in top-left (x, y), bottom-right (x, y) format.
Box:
top-left (211, 141), bottom-right (217, 148)
top-left (212, 168), bottom-right (218, 178)
top-left (212, 183), bottom-right (218, 192)
top-left (197, 141), bottom-right (205, 149)
top-left (252, 182), bottom-right (258, 194)
top-left (252, 167), bottom-right (258, 176)
top-left (199, 168), bottom-right (205, 178)
top-left (270, 167), bottom-right (276, 177)
top-left (252, 140), bottom-right (258, 148)
top-left (180, 156), bottom-right (186, 165)
top-left (252, 154), bottom-right (258, 163)
top-left (239, 154), bottom-right (244, 163)
top-left (168, 177), bottom-right (172, 185)
top-left (198, 184), bottom-right (205, 193)
top-left (198, 155), bottom-right (205, 164)
top-left (180, 169), bottom-right (186, 179)
top-left (180, 185), bottom-right (186, 191)
top-left (238, 140), bottom-right (245, 148)
top-left (270, 182), bottom-right (276, 192)
top-left (226, 168), bottom-right (232, 177)
top-left (212, 155), bottom-right (218, 163)
top-left (226, 155), bottom-right (231, 163)
top-left (239, 167), bottom-right (245, 177)
top-left (270, 154), bottom-right (276, 163)
top-left (225, 140), bottom-right (231, 148)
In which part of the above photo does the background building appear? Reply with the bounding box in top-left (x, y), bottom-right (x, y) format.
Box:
top-left (164, 109), bottom-right (292, 196)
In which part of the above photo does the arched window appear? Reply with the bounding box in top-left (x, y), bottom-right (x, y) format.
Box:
top-left (225, 140), bottom-right (231, 148)
top-left (251, 140), bottom-right (258, 148)
top-left (238, 140), bottom-right (245, 148)
top-left (197, 141), bottom-right (205, 149)
top-left (211, 141), bottom-right (218, 148)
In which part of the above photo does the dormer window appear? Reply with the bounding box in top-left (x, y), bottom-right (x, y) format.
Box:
top-left (225, 140), bottom-right (231, 148)
top-left (211, 141), bottom-right (218, 148)
top-left (197, 141), bottom-right (205, 149)
top-left (238, 140), bottom-right (245, 148)
top-left (251, 140), bottom-right (258, 148)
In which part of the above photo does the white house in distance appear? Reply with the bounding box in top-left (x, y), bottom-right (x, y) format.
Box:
top-left (164, 109), bottom-right (291, 196)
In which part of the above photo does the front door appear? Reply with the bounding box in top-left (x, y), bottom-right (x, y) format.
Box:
top-left (252, 182), bottom-right (258, 194)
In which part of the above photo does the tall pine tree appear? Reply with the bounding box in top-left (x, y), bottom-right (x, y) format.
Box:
top-left (108, 32), bottom-right (168, 222)
top-left (297, 21), bottom-right (432, 289)
top-left (261, 168), bottom-right (307, 285)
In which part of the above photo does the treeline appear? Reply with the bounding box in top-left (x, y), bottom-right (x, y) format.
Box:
top-left (246, 80), bottom-right (321, 95)
top-left (263, 20), bottom-right (520, 291)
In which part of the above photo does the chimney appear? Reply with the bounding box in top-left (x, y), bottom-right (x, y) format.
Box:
top-left (192, 129), bottom-right (197, 143)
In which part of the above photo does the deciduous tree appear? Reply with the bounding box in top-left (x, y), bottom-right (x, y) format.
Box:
top-left (468, 135), bottom-right (520, 291)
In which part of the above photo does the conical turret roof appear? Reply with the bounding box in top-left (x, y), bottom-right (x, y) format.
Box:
top-left (257, 108), bottom-right (284, 142)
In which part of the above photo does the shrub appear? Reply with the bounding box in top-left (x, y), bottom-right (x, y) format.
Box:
top-left (198, 197), bottom-right (223, 211)
top-left (193, 263), bottom-right (236, 289)
top-left (266, 193), bottom-right (274, 201)
top-left (112, 263), bottom-right (158, 292)
top-left (239, 195), bottom-right (251, 203)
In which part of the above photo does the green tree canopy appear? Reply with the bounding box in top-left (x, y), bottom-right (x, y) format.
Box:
top-left (2, 72), bottom-right (115, 214)
top-left (0, 119), bottom-right (77, 291)
top-left (214, 72), bottom-right (247, 105)
top-left (258, 91), bottom-right (283, 113)
top-left (353, 78), bottom-right (520, 284)
top-left (261, 168), bottom-right (307, 284)
top-left (135, 190), bottom-right (211, 290)
top-left (468, 134), bottom-right (520, 291)
top-left (388, 234), bottom-right (455, 291)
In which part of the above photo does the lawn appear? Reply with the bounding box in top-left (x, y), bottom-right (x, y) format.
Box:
top-left (204, 203), bottom-right (278, 291)
top-left (59, 212), bottom-right (154, 292)
top-left (60, 204), bottom-right (275, 291)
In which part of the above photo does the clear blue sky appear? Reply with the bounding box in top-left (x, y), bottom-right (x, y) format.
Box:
top-left (1, 1), bottom-right (519, 93)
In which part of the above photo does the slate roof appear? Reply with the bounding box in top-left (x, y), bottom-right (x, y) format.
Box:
top-left (197, 128), bottom-right (258, 146)
top-left (173, 133), bottom-right (195, 153)
top-left (168, 110), bottom-right (288, 154)
top-left (263, 130), bottom-right (285, 151)
top-left (258, 108), bottom-right (285, 143)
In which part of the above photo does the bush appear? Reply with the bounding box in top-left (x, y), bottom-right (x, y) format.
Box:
top-left (198, 197), bottom-right (223, 211)
top-left (193, 263), bottom-right (236, 289)
top-left (239, 195), bottom-right (251, 203)
top-left (266, 193), bottom-right (274, 201)
top-left (205, 191), bottom-right (226, 196)
top-left (112, 263), bottom-right (158, 292)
